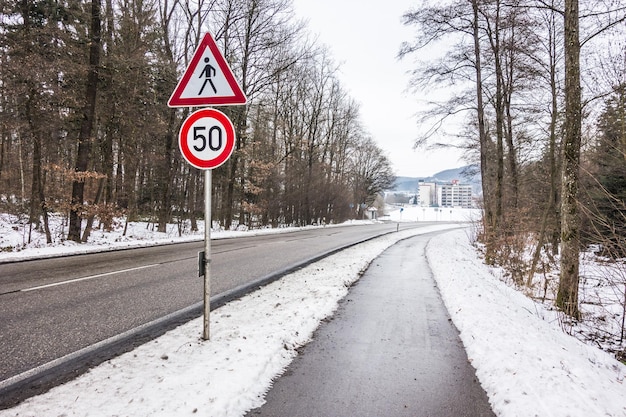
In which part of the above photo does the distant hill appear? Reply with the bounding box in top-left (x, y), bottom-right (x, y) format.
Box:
top-left (392, 165), bottom-right (482, 194)
top-left (429, 165), bottom-right (480, 183)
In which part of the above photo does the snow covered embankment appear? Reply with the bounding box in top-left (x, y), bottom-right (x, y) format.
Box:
top-left (427, 230), bottom-right (626, 417)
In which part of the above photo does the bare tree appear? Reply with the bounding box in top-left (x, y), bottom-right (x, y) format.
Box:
top-left (350, 136), bottom-right (395, 219)
top-left (68, 0), bottom-right (102, 242)
top-left (210, 0), bottom-right (305, 229)
top-left (527, 1), bottom-right (564, 285)
top-left (401, 0), bottom-right (501, 257)
top-left (556, 0), bottom-right (626, 318)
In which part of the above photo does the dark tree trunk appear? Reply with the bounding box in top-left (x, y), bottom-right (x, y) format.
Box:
top-left (158, 108), bottom-right (176, 232)
top-left (224, 107), bottom-right (246, 229)
top-left (29, 130), bottom-right (51, 244)
top-left (504, 90), bottom-right (518, 210)
top-left (81, 177), bottom-right (105, 242)
top-left (471, 0), bottom-right (495, 261)
top-left (68, 0), bottom-right (102, 242)
top-left (492, 3), bottom-right (505, 232)
top-left (557, 0), bottom-right (581, 319)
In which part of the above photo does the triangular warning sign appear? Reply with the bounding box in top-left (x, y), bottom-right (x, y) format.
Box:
top-left (168, 33), bottom-right (247, 108)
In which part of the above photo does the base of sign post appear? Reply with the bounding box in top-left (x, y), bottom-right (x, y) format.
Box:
top-left (203, 170), bottom-right (212, 341)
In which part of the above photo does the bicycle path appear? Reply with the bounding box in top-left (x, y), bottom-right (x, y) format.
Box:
top-left (246, 233), bottom-right (496, 417)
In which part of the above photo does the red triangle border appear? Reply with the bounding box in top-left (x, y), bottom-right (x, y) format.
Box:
top-left (168, 33), bottom-right (247, 108)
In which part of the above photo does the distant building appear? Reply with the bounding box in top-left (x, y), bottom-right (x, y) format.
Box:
top-left (388, 179), bottom-right (474, 209)
top-left (417, 182), bottom-right (438, 207)
top-left (437, 181), bottom-right (473, 208)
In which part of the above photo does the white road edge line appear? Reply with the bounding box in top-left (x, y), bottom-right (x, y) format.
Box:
top-left (21, 264), bottom-right (161, 292)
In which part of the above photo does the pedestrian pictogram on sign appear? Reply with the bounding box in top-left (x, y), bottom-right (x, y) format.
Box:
top-left (168, 33), bottom-right (247, 107)
top-left (178, 108), bottom-right (235, 170)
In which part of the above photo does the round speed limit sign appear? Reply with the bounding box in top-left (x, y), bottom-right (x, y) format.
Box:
top-left (179, 108), bottom-right (236, 170)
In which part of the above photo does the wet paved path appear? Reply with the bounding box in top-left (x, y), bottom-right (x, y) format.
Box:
top-left (247, 233), bottom-right (496, 417)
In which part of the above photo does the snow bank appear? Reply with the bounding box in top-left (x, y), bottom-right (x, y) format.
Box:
top-left (426, 230), bottom-right (626, 417)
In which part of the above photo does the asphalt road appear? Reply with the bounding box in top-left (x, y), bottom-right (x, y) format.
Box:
top-left (247, 233), bottom-right (495, 417)
top-left (0, 222), bottom-right (433, 400)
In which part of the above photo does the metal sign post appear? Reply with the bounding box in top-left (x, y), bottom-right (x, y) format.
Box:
top-left (177, 109), bottom-right (236, 341)
top-left (203, 170), bottom-right (211, 340)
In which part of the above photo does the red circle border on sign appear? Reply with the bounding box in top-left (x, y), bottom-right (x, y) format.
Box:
top-left (179, 108), bottom-right (236, 170)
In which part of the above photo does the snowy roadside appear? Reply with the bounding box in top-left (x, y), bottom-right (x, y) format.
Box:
top-left (426, 231), bottom-right (626, 417)
top-left (0, 215), bottom-right (369, 263)
top-left (1, 223), bottom-right (624, 417)
top-left (0, 206), bottom-right (480, 263)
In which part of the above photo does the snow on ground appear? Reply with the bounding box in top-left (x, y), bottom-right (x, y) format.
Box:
top-left (1, 206), bottom-right (625, 417)
top-left (428, 231), bottom-right (626, 417)
top-left (0, 205), bottom-right (480, 263)
top-left (0, 213), bottom-right (374, 263)
top-left (570, 253), bottom-right (626, 358)
top-left (384, 204), bottom-right (482, 223)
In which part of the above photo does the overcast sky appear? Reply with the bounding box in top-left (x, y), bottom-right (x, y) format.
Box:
top-left (291, 0), bottom-right (466, 178)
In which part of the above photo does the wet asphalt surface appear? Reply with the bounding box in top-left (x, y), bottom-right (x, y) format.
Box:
top-left (247, 233), bottom-right (495, 417)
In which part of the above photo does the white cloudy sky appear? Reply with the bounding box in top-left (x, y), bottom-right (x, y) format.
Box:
top-left (291, 0), bottom-right (466, 177)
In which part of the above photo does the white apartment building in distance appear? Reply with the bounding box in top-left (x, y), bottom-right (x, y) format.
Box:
top-left (437, 180), bottom-right (473, 208)
top-left (415, 180), bottom-right (474, 208)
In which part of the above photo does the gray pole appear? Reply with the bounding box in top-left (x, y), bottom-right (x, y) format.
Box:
top-left (203, 169), bottom-right (212, 340)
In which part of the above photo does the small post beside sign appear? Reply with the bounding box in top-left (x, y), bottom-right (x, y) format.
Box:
top-left (168, 33), bottom-right (246, 341)
top-left (198, 251), bottom-right (205, 277)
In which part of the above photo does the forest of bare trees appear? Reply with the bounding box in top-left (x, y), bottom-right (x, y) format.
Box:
top-left (0, 0), bottom-right (395, 244)
top-left (401, 0), bottom-right (626, 319)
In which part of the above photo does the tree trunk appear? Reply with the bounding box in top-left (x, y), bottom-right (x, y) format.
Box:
top-left (549, 29), bottom-right (561, 254)
top-left (17, 134), bottom-right (26, 204)
top-left (68, 0), bottom-right (102, 242)
top-left (0, 128), bottom-right (5, 184)
top-left (26, 91), bottom-right (52, 244)
top-left (224, 107), bottom-right (246, 229)
top-left (504, 89), bottom-right (518, 210)
top-left (189, 169), bottom-right (199, 231)
top-left (38, 155), bottom-right (51, 244)
top-left (471, 0), bottom-right (495, 261)
top-left (224, 147), bottom-right (238, 230)
top-left (27, 140), bottom-right (40, 232)
top-left (528, 50), bottom-right (561, 285)
top-left (492, 3), bottom-right (505, 233)
top-left (557, 0), bottom-right (581, 319)
top-left (29, 133), bottom-right (52, 244)
top-left (81, 177), bottom-right (105, 242)
top-left (158, 108), bottom-right (176, 232)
